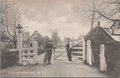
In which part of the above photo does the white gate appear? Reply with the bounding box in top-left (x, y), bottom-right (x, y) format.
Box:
top-left (71, 37), bottom-right (85, 61)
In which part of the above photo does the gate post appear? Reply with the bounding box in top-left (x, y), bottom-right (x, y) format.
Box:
top-left (81, 37), bottom-right (85, 61)
top-left (16, 24), bottom-right (23, 65)
top-left (100, 44), bottom-right (107, 72)
top-left (33, 41), bottom-right (38, 64)
top-left (16, 29), bottom-right (23, 65)
top-left (87, 40), bottom-right (92, 66)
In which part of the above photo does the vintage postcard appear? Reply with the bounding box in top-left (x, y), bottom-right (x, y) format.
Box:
top-left (0, 0), bottom-right (120, 78)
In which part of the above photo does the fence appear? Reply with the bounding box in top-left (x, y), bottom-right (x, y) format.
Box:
top-left (22, 41), bottom-right (38, 65)
top-left (9, 41), bottom-right (39, 66)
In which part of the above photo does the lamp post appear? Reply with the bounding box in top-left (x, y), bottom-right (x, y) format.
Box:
top-left (16, 24), bottom-right (23, 65)
top-left (16, 24), bottom-right (23, 33)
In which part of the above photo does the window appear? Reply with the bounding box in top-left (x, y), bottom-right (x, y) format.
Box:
top-left (30, 43), bottom-right (33, 47)
top-left (25, 56), bottom-right (28, 58)
top-left (30, 51), bottom-right (33, 53)
top-left (24, 51), bottom-right (28, 53)
top-left (30, 56), bottom-right (33, 58)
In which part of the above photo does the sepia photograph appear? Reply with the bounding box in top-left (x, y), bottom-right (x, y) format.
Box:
top-left (0, 0), bottom-right (120, 78)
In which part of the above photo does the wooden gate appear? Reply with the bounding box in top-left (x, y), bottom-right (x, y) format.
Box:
top-left (71, 37), bottom-right (85, 61)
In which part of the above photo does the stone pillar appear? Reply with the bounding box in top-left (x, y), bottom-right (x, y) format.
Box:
top-left (17, 32), bottom-right (19, 49)
top-left (87, 40), bottom-right (92, 66)
top-left (33, 41), bottom-right (38, 64)
top-left (17, 31), bottom-right (23, 65)
top-left (51, 48), bottom-right (55, 63)
top-left (100, 44), bottom-right (107, 72)
top-left (81, 37), bottom-right (85, 61)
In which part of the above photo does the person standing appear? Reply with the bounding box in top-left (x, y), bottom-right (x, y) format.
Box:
top-left (65, 38), bottom-right (72, 63)
top-left (44, 40), bottom-right (54, 64)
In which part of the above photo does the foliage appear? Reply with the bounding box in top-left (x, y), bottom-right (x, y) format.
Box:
top-left (51, 29), bottom-right (61, 45)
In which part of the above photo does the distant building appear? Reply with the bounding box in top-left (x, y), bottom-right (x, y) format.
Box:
top-left (24, 31), bottom-right (44, 49)
top-left (85, 26), bottom-right (120, 72)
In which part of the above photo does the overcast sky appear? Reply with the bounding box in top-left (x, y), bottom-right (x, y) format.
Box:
top-left (10, 0), bottom-right (105, 39)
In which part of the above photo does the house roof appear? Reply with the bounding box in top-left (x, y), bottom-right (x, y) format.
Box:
top-left (103, 28), bottom-right (120, 42)
top-left (28, 31), bottom-right (43, 41)
top-left (84, 26), bottom-right (116, 44)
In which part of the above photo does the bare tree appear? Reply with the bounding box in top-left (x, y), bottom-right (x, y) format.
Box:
top-left (95, 0), bottom-right (120, 34)
top-left (83, 0), bottom-right (101, 39)
top-left (89, 0), bottom-right (96, 40)
top-left (0, 0), bottom-right (8, 14)
top-left (0, 0), bottom-right (21, 48)
top-left (0, 0), bottom-right (9, 41)
top-left (82, 0), bottom-right (120, 35)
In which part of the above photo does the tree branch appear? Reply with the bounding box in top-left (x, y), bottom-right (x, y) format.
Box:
top-left (4, 16), bottom-right (15, 38)
top-left (97, 11), bottom-right (114, 21)
top-left (1, 4), bottom-right (8, 13)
